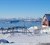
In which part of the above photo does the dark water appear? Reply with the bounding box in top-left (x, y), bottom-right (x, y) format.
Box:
top-left (0, 21), bottom-right (41, 28)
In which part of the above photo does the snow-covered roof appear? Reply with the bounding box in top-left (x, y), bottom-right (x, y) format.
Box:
top-left (0, 39), bottom-right (9, 43)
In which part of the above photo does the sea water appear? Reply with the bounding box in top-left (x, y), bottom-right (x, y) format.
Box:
top-left (0, 21), bottom-right (41, 28)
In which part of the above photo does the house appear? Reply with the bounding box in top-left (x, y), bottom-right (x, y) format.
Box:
top-left (42, 14), bottom-right (50, 26)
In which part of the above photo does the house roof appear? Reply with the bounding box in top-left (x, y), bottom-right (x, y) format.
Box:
top-left (0, 39), bottom-right (9, 43)
top-left (44, 14), bottom-right (50, 21)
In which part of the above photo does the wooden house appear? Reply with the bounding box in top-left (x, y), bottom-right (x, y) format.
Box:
top-left (42, 14), bottom-right (50, 26)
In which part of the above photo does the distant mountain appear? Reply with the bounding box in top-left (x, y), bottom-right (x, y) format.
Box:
top-left (0, 18), bottom-right (42, 23)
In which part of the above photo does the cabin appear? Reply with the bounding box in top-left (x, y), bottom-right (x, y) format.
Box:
top-left (42, 14), bottom-right (50, 27)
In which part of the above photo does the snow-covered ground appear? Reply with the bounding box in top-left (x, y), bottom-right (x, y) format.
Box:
top-left (0, 32), bottom-right (50, 45)
top-left (0, 27), bottom-right (50, 45)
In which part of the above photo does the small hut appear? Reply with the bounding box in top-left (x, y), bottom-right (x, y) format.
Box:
top-left (42, 14), bottom-right (50, 26)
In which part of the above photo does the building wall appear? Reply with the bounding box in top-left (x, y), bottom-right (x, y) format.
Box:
top-left (42, 16), bottom-right (49, 26)
top-left (48, 21), bottom-right (50, 26)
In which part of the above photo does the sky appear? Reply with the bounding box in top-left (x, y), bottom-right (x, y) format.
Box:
top-left (0, 0), bottom-right (50, 19)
